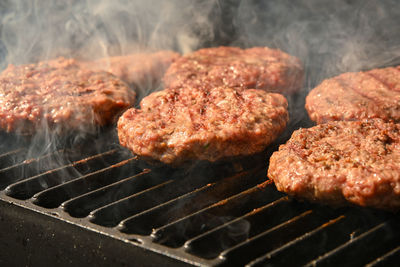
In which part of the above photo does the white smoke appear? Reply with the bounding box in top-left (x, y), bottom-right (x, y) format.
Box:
top-left (235, 0), bottom-right (400, 88)
top-left (0, 0), bottom-right (222, 69)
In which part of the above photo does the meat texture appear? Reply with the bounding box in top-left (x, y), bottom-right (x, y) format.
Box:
top-left (118, 86), bottom-right (289, 165)
top-left (306, 66), bottom-right (400, 124)
top-left (83, 50), bottom-right (180, 90)
top-left (0, 57), bottom-right (136, 135)
top-left (163, 46), bottom-right (304, 94)
top-left (268, 119), bottom-right (400, 211)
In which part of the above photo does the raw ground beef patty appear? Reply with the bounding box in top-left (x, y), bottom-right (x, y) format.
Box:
top-left (306, 66), bottom-right (400, 124)
top-left (0, 57), bottom-right (136, 135)
top-left (163, 46), bottom-right (304, 95)
top-left (268, 119), bottom-right (400, 211)
top-left (118, 86), bottom-right (289, 165)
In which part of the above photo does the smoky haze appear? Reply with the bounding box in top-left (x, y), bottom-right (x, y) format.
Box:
top-left (234, 0), bottom-right (400, 88)
top-left (0, 0), bottom-right (399, 88)
top-left (0, 0), bottom-right (224, 66)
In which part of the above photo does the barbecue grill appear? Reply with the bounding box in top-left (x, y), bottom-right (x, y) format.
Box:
top-left (0, 123), bottom-right (399, 266)
top-left (1, 0), bottom-right (400, 266)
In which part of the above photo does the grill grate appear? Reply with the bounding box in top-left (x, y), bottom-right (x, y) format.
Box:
top-left (0, 132), bottom-right (399, 266)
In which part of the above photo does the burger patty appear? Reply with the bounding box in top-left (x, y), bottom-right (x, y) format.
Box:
top-left (163, 46), bottom-right (304, 94)
top-left (0, 57), bottom-right (136, 135)
top-left (118, 86), bottom-right (289, 165)
top-left (306, 66), bottom-right (400, 124)
top-left (268, 119), bottom-right (400, 211)
top-left (83, 50), bottom-right (180, 90)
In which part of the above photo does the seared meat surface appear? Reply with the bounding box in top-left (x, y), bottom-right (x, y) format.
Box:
top-left (163, 46), bottom-right (303, 94)
top-left (0, 57), bottom-right (136, 135)
top-left (268, 119), bottom-right (400, 211)
top-left (118, 86), bottom-right (288, 165)
top-left (306, 66), bottom-right (400, 124)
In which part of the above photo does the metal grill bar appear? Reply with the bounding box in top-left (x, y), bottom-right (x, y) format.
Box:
top-left (366, 246), bottom-right (400, 267)
top-left (61, 169), bottom-right (153, 217)
top-left (244, 213), bottom-right (379, 267)
top-left (88, 167), bottom-right (260, 228)
top-left (216, 209), bottom-right (340, 266)
top-left (0, 149), bottom-right (66, 190)
top-left (31, 157), bottom-right (140, 208)
top-left (5, 149), bottom-right (122, 199)
top-left (183, 198), bottom-right (309, 259)
top-left (151, 182), bottom-right (283, 248)
top-left (88, 179), bottom-right (175, 227)
top-left (305, 220), bottom-right (400, 267)
top-left (118, 169), bottom-right (262, 236)
top-left (0, 148), bottom-right (26, 169)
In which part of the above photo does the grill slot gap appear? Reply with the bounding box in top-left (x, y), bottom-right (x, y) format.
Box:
top-left (305, 219), bottom-right (400, 267)
top-left (0, 148), bottom-right (27, 170)
top-left (366, 246), bottom-right (400, 267)
top-left (245, 211), bottom-right (382, 267)
top-left (88, 180), bottom-right (174, 227)
top-left (151, 182), bottom-right (284, 248)
top-left (31, 157), bottom-right (141, 208)
top-left (88, 167), bottom-right (263, 228)
top-left (61, 169), bottom-right (163, 218)
top-left (117, 169), bottom-right (262, 236)
top-left (5, 149), bottom-right (124, 199)
top-left (0, 149), bottom-right (88, 190)
top-left (215, 208), bottom-right (341, 265)
top-left (183, 197), bottom-right (310, 259)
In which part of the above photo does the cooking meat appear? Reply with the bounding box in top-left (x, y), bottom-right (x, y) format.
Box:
top-left (83, 50), bottom-right (180, 90)
top-left (0, 57), bottom-right (136, 135)
top-left (306, 66), bottom-right (400, 124)
top-left (268, 119), bottom-right (400, 211)
top-left (118, 86), bottom-right (289, 165)
top-left (163, 46), bottom-right (304, 94)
